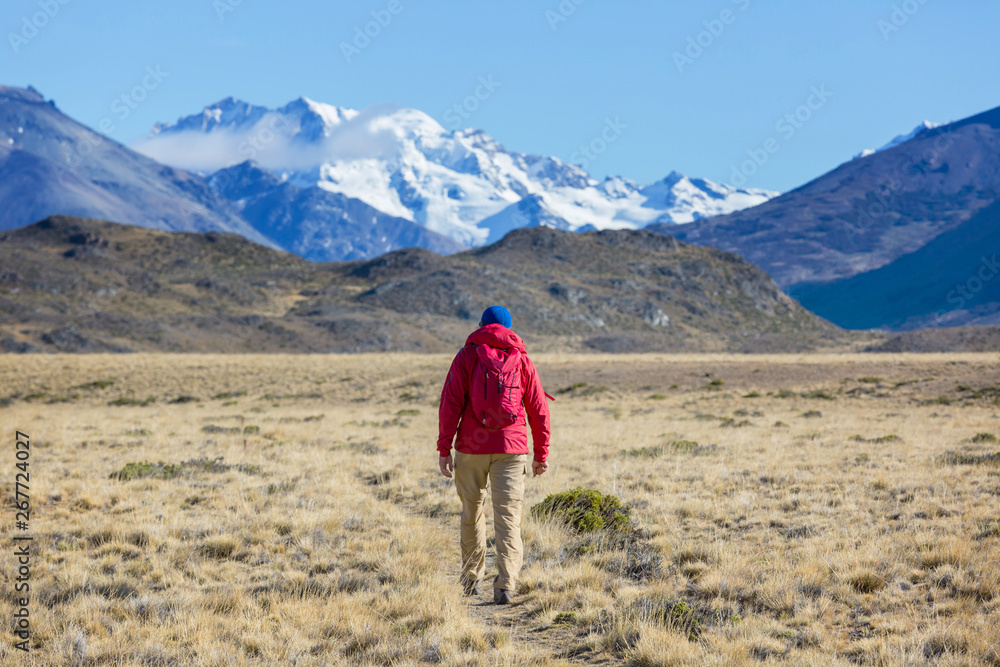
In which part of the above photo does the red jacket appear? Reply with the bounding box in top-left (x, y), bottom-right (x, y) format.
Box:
top-left (437, 324), bottom-right (551, 462)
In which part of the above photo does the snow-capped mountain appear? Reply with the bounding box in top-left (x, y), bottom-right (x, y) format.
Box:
top-left (135, 96), bottom-right (777, 248)
top-left (854, 120), bottom-right (943, 159)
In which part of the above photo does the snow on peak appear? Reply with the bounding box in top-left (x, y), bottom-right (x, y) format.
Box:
top-left (854, 120), bottom-right (943, 160)
top-left (134, 94), bottom-right (777, 247)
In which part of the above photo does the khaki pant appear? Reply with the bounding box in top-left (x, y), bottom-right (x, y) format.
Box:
top-left (454, 451), bottom-right (528, 593)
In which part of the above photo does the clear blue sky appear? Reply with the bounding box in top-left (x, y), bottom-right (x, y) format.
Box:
top-left (3, 0), bottom-right (998, 192)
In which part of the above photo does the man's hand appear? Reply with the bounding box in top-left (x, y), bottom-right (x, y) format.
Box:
top-left (439, 454), bottom-right (454, 478)
top-left (532, 459), bottom-right (549, 476)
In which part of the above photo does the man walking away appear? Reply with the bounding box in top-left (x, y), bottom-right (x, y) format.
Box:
top-left (437, 305), bottom-right (552, 605)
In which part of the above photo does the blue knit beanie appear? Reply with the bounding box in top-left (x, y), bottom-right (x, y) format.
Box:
top-left (480, 305), bottom-right (512, 328)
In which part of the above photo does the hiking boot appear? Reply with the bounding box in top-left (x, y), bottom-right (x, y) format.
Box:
top-left (493, 588), bottom-right (513, 605)
top-left (462, 579), bottom-right (480, 596)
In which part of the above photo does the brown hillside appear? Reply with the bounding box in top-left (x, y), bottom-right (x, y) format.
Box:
top-left (0, 215), bottom-right (856, 353)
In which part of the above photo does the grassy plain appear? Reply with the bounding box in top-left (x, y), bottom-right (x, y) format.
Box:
top-left (0, 352), bottom-right (998, 665)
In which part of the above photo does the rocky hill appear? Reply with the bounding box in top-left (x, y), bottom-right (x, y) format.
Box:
top-left (0, 216), bottom-right (849, 354)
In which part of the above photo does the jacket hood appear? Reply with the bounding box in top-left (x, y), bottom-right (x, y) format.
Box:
top-left (465, 324), bottom-right (526, 352)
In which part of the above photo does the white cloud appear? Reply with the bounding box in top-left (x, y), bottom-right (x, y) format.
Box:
top-left (131, 106), bottom-right (403, 174)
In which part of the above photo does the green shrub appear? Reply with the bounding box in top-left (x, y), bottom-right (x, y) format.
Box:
top-left (971, 433), bottom-right (997, 443)
top-left (531, 487), bottom-right (631, 533)
top-left (108, 397), bottom-right (156, 407)
top-left (110, 461), bottom-right (183, 481)
top-left (110, 456), bottom-right (261, 480)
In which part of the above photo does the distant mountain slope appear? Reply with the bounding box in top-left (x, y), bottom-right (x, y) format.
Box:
top-left (136, 96), bottom-right (776, 247)
top-left (788, 197), bottom-right (1000, 330)
top-left (209, 161), bottom-right (465, 260)
top-left (0, 216), bottom-right (847, 354)
top-left (0, 85), bottom-right (276, 247)
top-left (650, 104), bottom-right (1000, 291)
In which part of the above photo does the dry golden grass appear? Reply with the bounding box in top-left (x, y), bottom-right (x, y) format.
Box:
top-left (0, 352), bottom-right (998, 666)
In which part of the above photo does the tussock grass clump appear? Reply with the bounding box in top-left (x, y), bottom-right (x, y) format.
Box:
top-left (621, 439), bottom-right (717, 458)
top-left (621, 446), bottom-right (662, 458)
top-left (939, 450), bottom-right (1000, 466)
top-left (198, 536), bottom-right (238, 559)
top-left (202, 424), bottom-right (240, 434)
top-left (110, 456), bottom-right (262, 480)
top-left (631, 598), bottom-right (737, 641)
top-left (847, 570), bottom-right (887, 593)
top-left (849, 434), bottom-right (901, 444)
top-left (970, 432), bottom-right (997, 443)
top-left (531, 487), bottom-right (631, 533)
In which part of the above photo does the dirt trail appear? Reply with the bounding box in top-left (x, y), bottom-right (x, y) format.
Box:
top-left (366, 475), bottom-right (606, 664)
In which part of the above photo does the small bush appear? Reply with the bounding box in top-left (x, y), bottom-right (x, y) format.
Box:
top-left (850, 434), bottom-right (901, 444)
top-left (212, 391), bottom-right (246, 400)
top-left (531, 487), bottom-right (631, 533)
top-left (621, 446), bottom-right (662, 458)
top-left (668, 439), bottom-right (717, 455)
top-left (110, 461), bottom-right (183, 481)
top-left (621, 440), bottom-right (716, 458)
top-left (202, 425), bottom-right (240, 434)
top-left (552, 612), bottom-right (577, 626)
top-left (74, 379), bottom-right (115, 390)
top-left (108, 397), bottom-right (156, 407)
top-left (110, 457), bottom-right (261, 480)
top-left (971, 433), bottom-right (997, 443)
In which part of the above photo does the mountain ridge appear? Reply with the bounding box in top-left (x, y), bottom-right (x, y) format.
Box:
top-left (649, 102), bottom-right (1000, 307)
top-left (136, 95), bottom-right (777, 248)
top-left (0, 215), bottom-right (850, 354)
